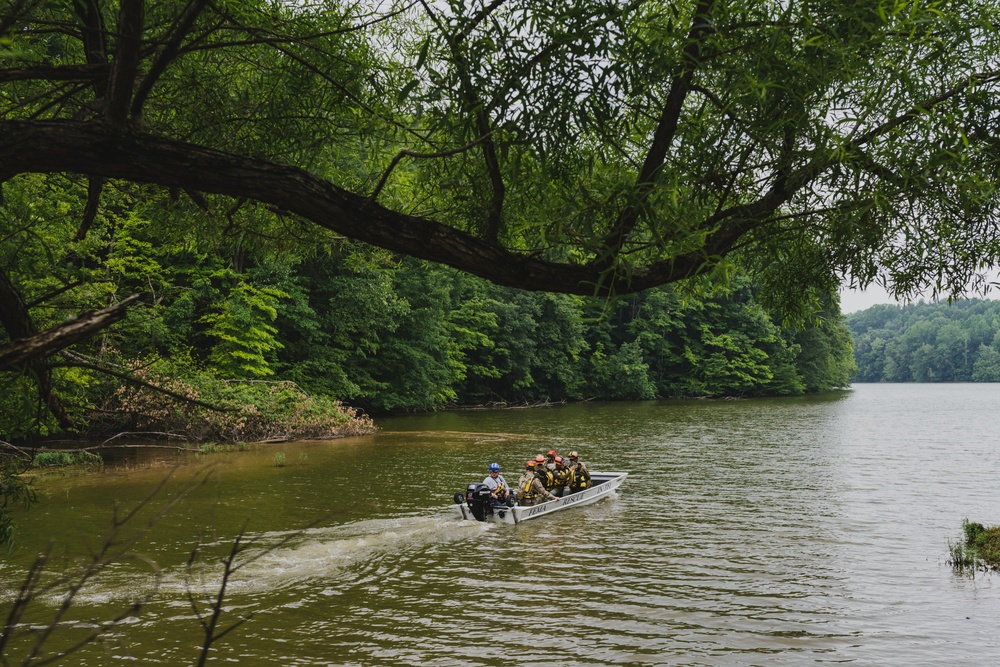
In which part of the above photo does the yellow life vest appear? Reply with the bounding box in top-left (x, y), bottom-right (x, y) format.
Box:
top-left (568, 463), bottom-right (590, 490)
top-left (536, 467), bottom-right (555, 490)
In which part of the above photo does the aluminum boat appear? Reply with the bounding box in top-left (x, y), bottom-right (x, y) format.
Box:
top-left (454, 472), bottom-right (628, 524)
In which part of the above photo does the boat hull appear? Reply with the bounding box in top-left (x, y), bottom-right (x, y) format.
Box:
top-left (457, 472), bottom-right (627, 524)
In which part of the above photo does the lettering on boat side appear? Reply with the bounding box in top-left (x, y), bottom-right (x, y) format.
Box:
top-left (523, 489), bottom-right (596, 517)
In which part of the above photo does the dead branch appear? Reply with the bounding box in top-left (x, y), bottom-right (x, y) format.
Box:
top-left (0, 295), bottom-right (141, 371)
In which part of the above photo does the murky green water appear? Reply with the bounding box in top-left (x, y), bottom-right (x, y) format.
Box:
top-left (3, 384), bottom-right (1000, 665)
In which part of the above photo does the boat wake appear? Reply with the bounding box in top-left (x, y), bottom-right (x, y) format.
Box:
top-left (3, 510), bottom-right (488, 607)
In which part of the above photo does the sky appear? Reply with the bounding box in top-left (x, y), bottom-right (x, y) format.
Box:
top-left (838, 273), bottom-right (1000, 315)
top-left (838, 283), bottom-right (902, 315)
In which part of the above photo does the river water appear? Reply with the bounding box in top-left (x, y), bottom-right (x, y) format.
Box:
top-left (2, 383), bottom-right (999, 666)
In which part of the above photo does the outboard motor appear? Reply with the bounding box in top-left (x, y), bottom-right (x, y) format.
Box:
top-left (464, 482), bottom-right (493, 521)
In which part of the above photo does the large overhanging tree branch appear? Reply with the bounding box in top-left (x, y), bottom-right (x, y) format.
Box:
top-left (2, 0), bottom-right (1000, 307)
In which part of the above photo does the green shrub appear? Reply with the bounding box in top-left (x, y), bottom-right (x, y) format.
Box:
top-left (33, 451), bottom-right (103, 468)
top-left (950, 519), bottom-right (1000, 571)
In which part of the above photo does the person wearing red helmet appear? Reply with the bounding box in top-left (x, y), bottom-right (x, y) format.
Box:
top-left (544, 449), bottom-right (560, 484)
top-left (551, 456), bottom-right (570, 497)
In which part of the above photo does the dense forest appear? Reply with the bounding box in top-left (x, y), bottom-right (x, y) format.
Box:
top-left (848, 299), bottom-right (1000, 382)
top-left (0, 172), bottom-right (855, 443)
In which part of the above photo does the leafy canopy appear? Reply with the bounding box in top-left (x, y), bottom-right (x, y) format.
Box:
top-left (2, 0), bottom-right (1000, 303)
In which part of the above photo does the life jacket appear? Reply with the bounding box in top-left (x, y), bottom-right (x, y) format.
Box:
top-left (493, 479), bottom-right (507, 498)
top-left (568, 462), bottom-right (590, 491)
top-left (536, 466), bottom-right (555, 490)
top-left (520, 476), bottom-right (538, 500)
top-left (553, 466), bottom-right (570, 487)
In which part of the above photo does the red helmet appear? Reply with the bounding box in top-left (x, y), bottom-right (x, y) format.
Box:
top-left (535, 454), bottom-right (545, 463)
top-left (555, 456), bottom-right (564, 465)
top-left (546, 450), bottom-right (557, 457)
top-left (526, 460), bottom-right (536, 468)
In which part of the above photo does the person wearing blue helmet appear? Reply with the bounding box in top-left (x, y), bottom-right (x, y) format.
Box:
top-left (482, 462), bottom-right (511, 506)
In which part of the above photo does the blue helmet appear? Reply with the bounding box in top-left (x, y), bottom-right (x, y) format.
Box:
top-left (488, 463), bottom-right (501, 473)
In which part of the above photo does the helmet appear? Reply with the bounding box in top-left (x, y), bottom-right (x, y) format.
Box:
top-left (568, 450), bottom-right (579, 459)
top-left (535, 454), bottom-right (545, 463)
top-left (555, 456), bottom-right (564, 465)
top-left (547, 450), bottom-right (557, 457)
top-left (526, 460), bottom-right (536, 468)
top-left (489, 463), bottom-right (501, 473)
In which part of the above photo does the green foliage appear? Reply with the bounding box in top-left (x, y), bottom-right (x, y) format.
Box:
top-left (589, 341), bottom-right (657, 401)
top-left (950, 519), bottom-right (1000, 571)
top-left (0, 172), bottom-right (854, 441)
top-left (33, 451), bottom-right (102, 468)
top-left (848, 300), bottom-right (1000, 382)
top-left (4, 0), bottom-right (994, 440)
top-left (6, 0), bottom-right (1000, 311)
top-left (201, 276), bottom-right (287, 379)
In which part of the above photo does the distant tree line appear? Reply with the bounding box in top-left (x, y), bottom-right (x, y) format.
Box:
top-left (847, 300), bottom-right (1000, 382)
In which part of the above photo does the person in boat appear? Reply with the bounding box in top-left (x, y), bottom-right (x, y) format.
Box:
top-left (515, 460), bottom-right (557, 506)
top-left (513, 461), bottom-right (536, 505)
top-left (545, 450), bottom-right (558, 471)
top-left (533, 454), bottom-right (556, 492)
top-left (483, 462), bottom-right (511, 506)
top-left (551, 456), bottom-right (570, 497)
top-left (566, 450), bottom-right (591, 494)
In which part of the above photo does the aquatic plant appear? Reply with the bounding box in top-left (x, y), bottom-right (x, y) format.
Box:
top-left (33, 451), bottom-right (103, 468)
top-left (273, 451), bottom-right (286, 467)
top-left (949, 519), bottom-right (1000, 571)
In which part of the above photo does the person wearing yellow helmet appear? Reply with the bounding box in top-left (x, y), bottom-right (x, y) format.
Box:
top-left (566, 450), bottom-right (591, 494)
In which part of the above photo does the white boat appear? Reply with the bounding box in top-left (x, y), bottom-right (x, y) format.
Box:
top-left (454, 472), bottom-right (628, 524)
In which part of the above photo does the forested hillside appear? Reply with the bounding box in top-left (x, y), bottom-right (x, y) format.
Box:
top-left (1, 171), bottom-right (854, 442)
top-left (847, 300), bottom-right (1000, 382)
